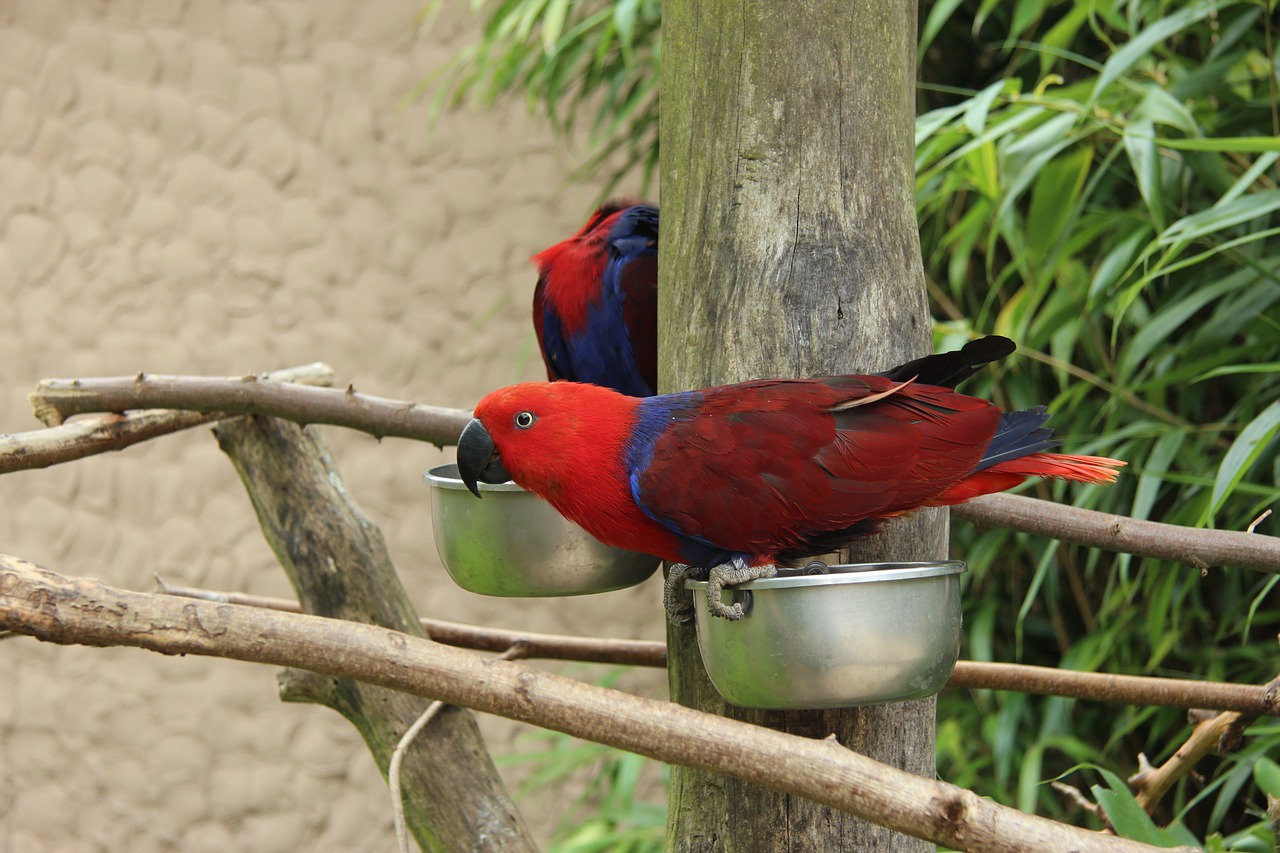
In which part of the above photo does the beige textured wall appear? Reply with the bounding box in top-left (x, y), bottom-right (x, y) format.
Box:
top-left (0, 2), bottom-right (665, 850)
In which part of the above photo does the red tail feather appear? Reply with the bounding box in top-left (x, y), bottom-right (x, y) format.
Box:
top-left (988, 452), bottom-right (1125, 484)
top-left (928, 453), bottom-right (1124, 506)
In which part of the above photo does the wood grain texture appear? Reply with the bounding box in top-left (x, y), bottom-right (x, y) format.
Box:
top-left (0, 555), bottom-right (1183, 853)
top-left (214, 416), bottom-right (536, 853)
top-left (661, 1), bottom-right (939, 850)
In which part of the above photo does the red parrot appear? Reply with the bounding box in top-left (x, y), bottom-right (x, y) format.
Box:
top-left (531, 200), bottom-right (659, 397)
top-left (456, 337), bottom-right (1124, 619)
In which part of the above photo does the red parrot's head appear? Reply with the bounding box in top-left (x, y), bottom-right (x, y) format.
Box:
top-left (456, 381), bottom-right (641, 504)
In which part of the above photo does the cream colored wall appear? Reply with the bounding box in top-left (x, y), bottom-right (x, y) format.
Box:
top-left (0, 2), bottom-right (665, 850)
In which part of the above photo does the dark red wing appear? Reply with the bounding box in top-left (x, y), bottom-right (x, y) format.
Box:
top-left (632, 376), bottom-right (1001, 562)
top-left (618, 254), bottom-right (658, 393)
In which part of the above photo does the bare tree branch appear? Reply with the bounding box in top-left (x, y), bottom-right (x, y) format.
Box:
top-left (1, 410), bottom-right (214, 475)
top-left (30, 371), bottom-right (1279, 574)
top-left (2, 365), bottom-right (335, 475)
top-left (155, 581), bottom-right (1280, 716)
top-left (30, 371), bottom-right (470, 447)
top-left (0, 555), bottom-right (1185, 853)
top-left (953, 493), bottom-right (1280, 575)
top-left (950, 662), bottom-right (1279, 717)
top-left (1127, 702), bottom-right (1269, 814)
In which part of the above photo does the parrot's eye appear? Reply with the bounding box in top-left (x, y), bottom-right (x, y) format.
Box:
top-left (514, 411), bottom-right (537, 429)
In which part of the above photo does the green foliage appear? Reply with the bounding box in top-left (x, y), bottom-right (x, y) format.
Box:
top-left (498, 718), bottom-right (666, 851)
top-left (443, 0), bottom-right (1280, 844)
top-left (1093, 766), bottom-right (1202, 847)
top-left (917, 0), bottom-right (1280, 839)
top-left (418, 0), bottom-right (660, 194)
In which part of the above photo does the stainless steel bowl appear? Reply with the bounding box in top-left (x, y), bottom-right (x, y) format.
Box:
top-left (688, 561), bottom-right (965, 709)
top-left (424, 463), bottom-right (661, 597)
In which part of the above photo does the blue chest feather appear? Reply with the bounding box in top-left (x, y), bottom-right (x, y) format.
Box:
top-left (623, 393), bottom-right (754, 567)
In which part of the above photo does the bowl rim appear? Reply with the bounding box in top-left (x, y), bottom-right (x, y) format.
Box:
top-left (686, 560), bottom-right (966, 590)
top-left (424, 462), bottom-right (523, 492)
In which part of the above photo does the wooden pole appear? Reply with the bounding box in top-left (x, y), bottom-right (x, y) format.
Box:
top-left (661, 1), bottom-right (936, 849)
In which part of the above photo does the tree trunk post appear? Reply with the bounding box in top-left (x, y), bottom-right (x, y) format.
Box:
top-left (661, 2), bottom-right (938, 851)
top-left (215, 416), bottom-right (537, 853)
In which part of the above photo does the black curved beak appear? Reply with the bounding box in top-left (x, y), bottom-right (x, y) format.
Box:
top-left (456, 419), bottom-right (511, 498)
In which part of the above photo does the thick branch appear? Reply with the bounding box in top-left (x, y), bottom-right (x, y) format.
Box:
top-left (211, 416), bottom-right (535, 853)
top-left (156, 582), bottom-right (1280, 716)
top-left (30, 372), bottom-right (470, 447)
top-left (954, 494), bottom-right (1280, 575)
top-left (1130, 710), bottom-right (1248, 813)
top-left (0, 556), bottom-right (1184, 853)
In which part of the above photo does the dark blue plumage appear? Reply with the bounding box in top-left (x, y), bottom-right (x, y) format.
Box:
top-left (531, 201), bottom-right (659, 396)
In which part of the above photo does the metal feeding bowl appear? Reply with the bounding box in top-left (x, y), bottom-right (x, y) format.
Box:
top-left (688, 561), bottom-right (966, 709)
top-left (424, 463), bottom-right (661, 597)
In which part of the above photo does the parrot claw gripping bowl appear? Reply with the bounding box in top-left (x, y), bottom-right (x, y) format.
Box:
top-left (425, 463), bottom-right (661, 596)
top-left (687, 561), bottom-right (966, 709)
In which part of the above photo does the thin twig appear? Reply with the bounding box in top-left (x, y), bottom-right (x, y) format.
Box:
top-left (1248, 509), bottom-right (1273, 534)
top-left (152, 580), bottom-right (1280, 715)
top-left (392, 700), bottom-right (450, 853)
top-left (950, 662), bottom-right (1280, 717)
top-left (29, 371), bottom-right (470, 447)
top-left (390, 642), bottom-right (529, 853)
top-left (1, 556), bottom-right (1183, 853)
top-left (154, 578), bottom-right (669, 667)
top-left (1051, 780), bottom-right (1109, 828)
top-left (953, 493), bottom-right (1280, 575)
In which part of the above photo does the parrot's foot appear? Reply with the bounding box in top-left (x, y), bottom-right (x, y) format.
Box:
top-left (706, 559), bottom-right (777, 621)
top-left (664, 563), bottom-right (705, 626)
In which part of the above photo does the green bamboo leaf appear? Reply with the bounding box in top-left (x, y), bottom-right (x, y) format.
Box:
top-left (997, 112), bottom-right (1080, 216)
top-left (1038, 1), bottom-right (1089, 75)
top-left (1132, 428), bottom-right (1187, 522)
top-left (1088, 225), bottom-right (1149, 302)
top-left (915, 102), bottom-right (969, 146)
top-left (1124, 119), bottom-right (1166, 231)
top-left (613, 0), bottom-right (639, 45)
top-left (1159, 190), bottom-right (1280, 246)
top-left (1009, 0), bottom-right (1050, 43)
top-left (1149, 136), bottom-right (1280, 153)
top-left (964, 80), bottom-right (1007, 136)
top-left (919, 0), bottom-right (965, 56)
top-left (1027, 144), bottom-right (1091, 253)
top-left (1207, 399), bottom-right (1280, 522)
top-left (1118, 276), bottom-right (1243, 378)
top-left (1219, 152), bottom-right (1280, 207)
top-left (1195, 362), bottom-right (1280, 381)
top-left (1134, 87), bottom-right (1198, 135)
top-left (541, 0), bottom-right (570, 54)
top-left (974, 0), bottom-right (1003, 34)
top-left (1090, 2), bottom-right (1224, 103)
top-left (1091, 769), bottom-right (1168, 845)
top-left (1255, 756), bottom-right (1280, 798)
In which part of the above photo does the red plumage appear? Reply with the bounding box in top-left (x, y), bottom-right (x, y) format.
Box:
top-left (461, 364), bottom-right (1124, 569)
